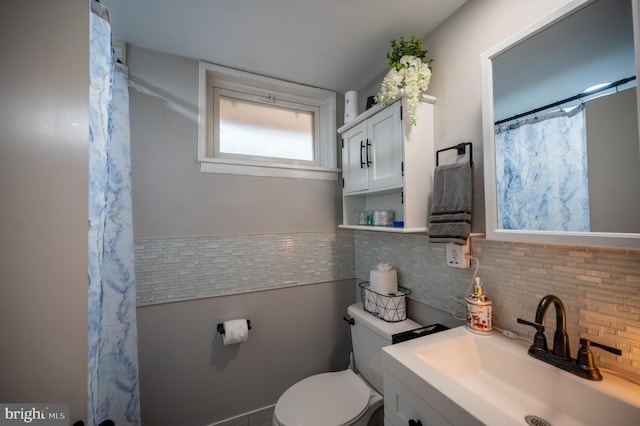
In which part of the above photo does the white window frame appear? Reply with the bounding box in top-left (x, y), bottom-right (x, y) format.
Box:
top-left (198, 62), bottom-right (339, 180)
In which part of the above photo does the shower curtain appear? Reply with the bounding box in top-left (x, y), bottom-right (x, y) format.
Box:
top-left (89, 2), bottom-right (141, 425)
top-left (494, 104), bottom-right (590, 232)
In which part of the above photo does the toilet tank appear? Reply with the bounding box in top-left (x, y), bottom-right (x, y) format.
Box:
top-left (347, 303), bottom-right (420, 393)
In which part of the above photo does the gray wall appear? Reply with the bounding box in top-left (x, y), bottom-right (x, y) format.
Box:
top-left (127, 45), bottom-right (343, 239)
top-left (137, 279), bottom-right (355, 425)
top-left (127, 45), bottom-right (355, 424)
top-left (0, 0), bottom-right (89, 423)
top-left (586, 88), bottom-right (640, 232)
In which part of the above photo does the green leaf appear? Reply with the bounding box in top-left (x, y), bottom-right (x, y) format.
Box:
top-left (385, 35), bottom-right (431, 69)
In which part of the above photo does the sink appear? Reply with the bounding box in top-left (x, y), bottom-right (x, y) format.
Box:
top-left (382, 326), bottom-right (640, 425)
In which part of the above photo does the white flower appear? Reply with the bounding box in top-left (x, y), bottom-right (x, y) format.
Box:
top-left (375, 55), bottom-right (432, 125)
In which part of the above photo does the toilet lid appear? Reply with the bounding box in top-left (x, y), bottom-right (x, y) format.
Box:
top-left (274, 369), bottom-right (370, 426)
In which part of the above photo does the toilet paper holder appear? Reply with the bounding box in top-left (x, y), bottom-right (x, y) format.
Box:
top-left (217, 319), bottom-right (252, 335)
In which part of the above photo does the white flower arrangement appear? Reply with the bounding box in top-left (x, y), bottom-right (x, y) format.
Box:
top-left (375, 36), bottom-right (433, 125)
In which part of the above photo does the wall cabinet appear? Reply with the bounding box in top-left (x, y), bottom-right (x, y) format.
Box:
top-left (342, 101), bottom-right (404, 193)
top-left (338, 96), bottom-right (435, 233)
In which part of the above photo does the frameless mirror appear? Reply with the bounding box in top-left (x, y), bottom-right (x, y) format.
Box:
top-left (481, 0), bottom-right (640, 248)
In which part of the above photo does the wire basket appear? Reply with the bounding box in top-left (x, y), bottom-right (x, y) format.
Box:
top-left (359, 281), bottom-right (411, 322)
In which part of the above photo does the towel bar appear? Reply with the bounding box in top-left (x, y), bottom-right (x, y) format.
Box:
top-left (436, 142), bottom-right (473, 166)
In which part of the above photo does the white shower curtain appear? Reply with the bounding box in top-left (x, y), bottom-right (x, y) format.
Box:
top-left (89, 1), bottom-right (141, 424)
top-left (494, 104), bottom-right (590, 232)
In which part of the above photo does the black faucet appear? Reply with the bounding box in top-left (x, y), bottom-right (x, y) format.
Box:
top-left (535, 295), bottom-right (571, 359)
top-left (517, 294), bottom-right (622, 381)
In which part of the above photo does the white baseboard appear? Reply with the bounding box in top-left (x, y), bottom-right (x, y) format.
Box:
top-left (208, 404), bottom-right (276, 426)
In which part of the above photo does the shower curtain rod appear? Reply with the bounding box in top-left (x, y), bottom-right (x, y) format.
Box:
top-left (494, 75), bottom-right (636, 126)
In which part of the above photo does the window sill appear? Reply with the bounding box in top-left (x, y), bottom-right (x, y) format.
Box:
top-left (199, 157), bottom-right (340, 181)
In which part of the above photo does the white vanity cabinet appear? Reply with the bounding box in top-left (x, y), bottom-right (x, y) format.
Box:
top-left (383, 370), bottom-right (453, 426)
top-left (382, 339), bottom-right (483, 426)
top-left (338, 96), bottom-right (435, 233)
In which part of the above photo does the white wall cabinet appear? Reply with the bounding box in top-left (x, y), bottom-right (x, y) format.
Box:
top-left (342, 101), bottom-right (404, 193)
top-left (338, 96), bottom-right (435, 233)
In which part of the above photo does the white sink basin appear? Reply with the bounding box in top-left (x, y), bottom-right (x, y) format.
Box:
top-left (382, 326), bottom-right (640, 425)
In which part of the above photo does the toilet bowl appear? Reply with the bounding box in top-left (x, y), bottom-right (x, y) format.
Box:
top-left (272, 303), bottom-right (421, 426)
top-left (272, 369), bottom-right (382, 426)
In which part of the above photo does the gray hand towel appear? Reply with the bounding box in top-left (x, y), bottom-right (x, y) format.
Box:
top-left (428, 161), bottom-right (473, 244)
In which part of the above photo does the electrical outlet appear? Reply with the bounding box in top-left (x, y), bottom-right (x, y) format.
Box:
top-left (446, 242), bottom-right (470, 268)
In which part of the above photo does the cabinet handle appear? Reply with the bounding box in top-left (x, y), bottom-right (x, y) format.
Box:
top-left (360, 141), bottom-right (365, 168)
top-left (408, 420), bottom-right (422, 426)
top-left (366, 139), bottom-right (372, 167)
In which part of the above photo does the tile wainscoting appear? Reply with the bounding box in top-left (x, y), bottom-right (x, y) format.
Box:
top-left (355, 231), bottom-right (640, 382)
top-left (135, 231), bottom-right (355, 306)
top-left (134, 229), bottom-right (639, 381)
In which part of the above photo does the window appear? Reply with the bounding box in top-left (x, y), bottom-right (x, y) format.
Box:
top-left (216, 90), bottom-right (316, 163)
top-left (198, 62), bottom-right (338, 180)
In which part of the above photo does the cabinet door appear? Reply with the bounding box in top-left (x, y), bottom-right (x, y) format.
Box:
top-left (368, 101), bottom-right (403, 190)
top-left (384, 371), bottom-right (454, 426)
top-left (342, 121), bottom-right (369, 193)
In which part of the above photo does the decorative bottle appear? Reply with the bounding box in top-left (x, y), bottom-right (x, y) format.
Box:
top-left (466, 277), bottom-right (493, 335)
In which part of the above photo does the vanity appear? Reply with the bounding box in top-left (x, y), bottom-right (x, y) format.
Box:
top-left (382, 327), bottom-right (640, 426)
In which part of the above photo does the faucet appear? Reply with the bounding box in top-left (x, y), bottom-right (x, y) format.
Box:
top-left (517, 294), bottom-right (622, 381)
top-left (534, 294), bottom-right (571, 359)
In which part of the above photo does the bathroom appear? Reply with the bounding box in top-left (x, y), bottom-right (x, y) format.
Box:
top-left (2, 0), bottom-right (640, 425)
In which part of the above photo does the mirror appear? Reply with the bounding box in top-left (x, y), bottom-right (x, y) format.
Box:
top-left (481, 0), bottom-right (640, 248)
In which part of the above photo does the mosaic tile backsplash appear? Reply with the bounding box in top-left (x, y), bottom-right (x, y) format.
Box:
top-left (355, 231), bottom-right (640, 383)
top-left (135, 231), bottom-right (355, 305)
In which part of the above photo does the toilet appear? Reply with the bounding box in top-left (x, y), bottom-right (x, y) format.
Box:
top-left (273, 303), bottom-right (421, 426)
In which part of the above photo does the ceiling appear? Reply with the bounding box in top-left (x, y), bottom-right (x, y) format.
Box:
top-left (101, 0), bottom-right (467, 93)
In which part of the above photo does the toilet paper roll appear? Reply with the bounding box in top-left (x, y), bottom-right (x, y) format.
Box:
top-left (380, 293), bottom-right (406, 322)
top-left (344, 90), bottom-right (358, 123)
top-left (222, 319), bottom-right (249, 345)
top-left (370, 269), bottom-right (398, 295)
top-left (363, 284), bottom-right (377, 314)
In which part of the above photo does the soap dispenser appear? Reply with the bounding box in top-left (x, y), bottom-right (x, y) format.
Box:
top-left (466, 277), bottom-right (493, 334)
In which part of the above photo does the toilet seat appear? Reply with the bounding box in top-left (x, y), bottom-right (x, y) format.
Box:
top-left (273, 369), bottom-right (370, 426)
